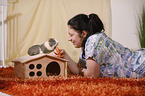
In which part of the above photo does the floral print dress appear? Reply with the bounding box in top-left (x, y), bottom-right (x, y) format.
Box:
top-left (79, 32), bottom-right (145, 78)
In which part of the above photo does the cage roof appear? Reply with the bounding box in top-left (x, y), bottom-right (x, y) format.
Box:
top-left (12, 53), bottom-right (68, 63)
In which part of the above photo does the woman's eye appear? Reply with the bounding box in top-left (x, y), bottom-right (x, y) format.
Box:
top-left (70, 34), bottom-right (73, 37)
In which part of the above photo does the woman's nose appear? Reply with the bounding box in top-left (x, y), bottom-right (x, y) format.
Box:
top-left (68, 37), bottom-right (71, 41)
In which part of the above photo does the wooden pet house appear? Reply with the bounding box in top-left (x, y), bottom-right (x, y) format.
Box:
top-left (12, 54), bottom-right (68, 79)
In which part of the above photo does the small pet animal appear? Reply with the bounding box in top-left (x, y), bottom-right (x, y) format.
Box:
top-left (28, 38), bottom-right (58, 56)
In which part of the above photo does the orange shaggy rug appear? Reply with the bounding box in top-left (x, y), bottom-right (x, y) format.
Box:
top-left (0, 67), bottom-right (144, 96)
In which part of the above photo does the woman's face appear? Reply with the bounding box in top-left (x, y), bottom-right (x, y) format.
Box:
top-left (68, 25), bottom-right (85, 48)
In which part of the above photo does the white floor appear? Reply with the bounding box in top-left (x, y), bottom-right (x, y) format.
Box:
top-left (0, 92), bottom-right (10, 96)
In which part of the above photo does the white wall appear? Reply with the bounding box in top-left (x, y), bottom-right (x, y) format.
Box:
top-left (111, 0), bottom-right (145, 50)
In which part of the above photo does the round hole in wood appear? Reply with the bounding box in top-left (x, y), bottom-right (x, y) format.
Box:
top-left (29, 64), bottom-right (35, 69)
top-left (37, 71), bottom-right (42, 76)
top-left (29, 71), bottom-right (35, 77)
top-left (36, 64), bottom-right (42, 69)
top-left (46, 61), bottom-right (60, 76)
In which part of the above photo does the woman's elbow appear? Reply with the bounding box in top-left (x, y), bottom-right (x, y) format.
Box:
top-left (83, 69), bottom-right (100, 78)
top-left (87, 72), bottom-right (100, 78)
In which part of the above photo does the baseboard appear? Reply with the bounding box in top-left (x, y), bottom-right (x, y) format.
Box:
top-left (0, 60), bottom-right (14, 67)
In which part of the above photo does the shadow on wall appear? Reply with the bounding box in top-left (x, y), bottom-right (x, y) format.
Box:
top-left (0, 13), bottom-right (22, 25)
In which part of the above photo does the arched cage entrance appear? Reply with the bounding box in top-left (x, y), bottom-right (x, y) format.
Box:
top-left (46, 61), bottom-right (60, 76)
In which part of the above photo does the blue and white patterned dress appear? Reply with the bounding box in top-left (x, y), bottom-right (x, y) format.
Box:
top-left (79, 32), bottom-right (145, 78)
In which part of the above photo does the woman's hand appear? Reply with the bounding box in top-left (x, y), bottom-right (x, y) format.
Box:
top-left (53, 48), bottom-right (66, 58)
top-left (53, 48), bottom-right (71, 61)
top-left (53, 48), bottom-right (79, 74)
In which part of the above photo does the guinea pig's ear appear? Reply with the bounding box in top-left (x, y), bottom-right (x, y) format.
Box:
top-left (48, 38), bottom-right (58, 47)
top-left (44, 38), bottom-right (58, 51)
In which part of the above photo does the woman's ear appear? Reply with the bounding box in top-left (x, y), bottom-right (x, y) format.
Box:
top-left (81, 30), bottom-right (87, 38)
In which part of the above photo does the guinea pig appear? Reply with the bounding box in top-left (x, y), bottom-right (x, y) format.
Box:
top-left (28, 38), bottom-right (58, 56)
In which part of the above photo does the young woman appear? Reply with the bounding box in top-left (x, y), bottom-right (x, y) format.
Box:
top-left (54, 13), bottom-right (145, 78)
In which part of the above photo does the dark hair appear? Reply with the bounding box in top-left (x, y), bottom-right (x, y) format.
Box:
top-left (68, 13), bottom-right (104, 58)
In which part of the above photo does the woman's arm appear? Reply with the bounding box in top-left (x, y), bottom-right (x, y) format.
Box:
top-left (82, 57), bottom-right (100, 78)
top-left (53, 49), bottom-right (79, 74)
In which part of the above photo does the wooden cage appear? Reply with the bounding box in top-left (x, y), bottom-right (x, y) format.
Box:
top-left (12, 54), bottom-right (68, 79)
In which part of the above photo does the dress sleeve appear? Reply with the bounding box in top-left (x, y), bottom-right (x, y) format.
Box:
top-left (85, 35), bottom-right (100, 63)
